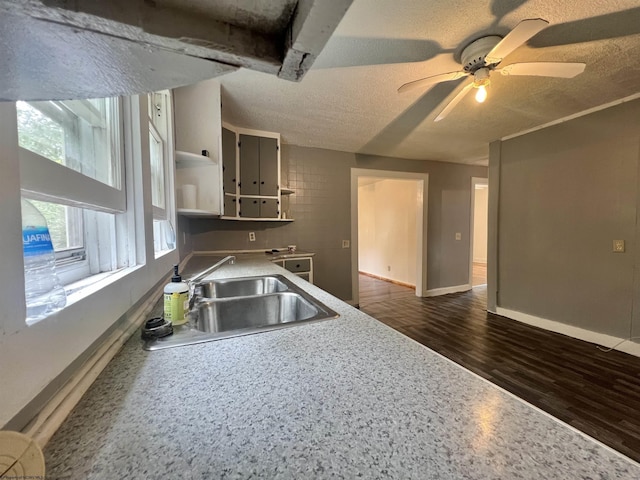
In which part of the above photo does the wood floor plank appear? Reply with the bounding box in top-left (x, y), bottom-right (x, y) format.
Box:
top-left (359, 275), bottom-right (640, 462)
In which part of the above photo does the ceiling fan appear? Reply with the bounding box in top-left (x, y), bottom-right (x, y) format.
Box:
top-left (398, 19), bottom-right (586, 122)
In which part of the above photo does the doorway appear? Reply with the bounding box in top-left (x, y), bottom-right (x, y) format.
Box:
top-left (470, 178), bottom-right (488, 287)
top-left (350, 169), bottom-right (428, 307)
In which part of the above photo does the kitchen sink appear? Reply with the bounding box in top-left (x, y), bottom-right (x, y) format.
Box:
top-left (143, 274), bottom-right (339, 350)
top-left (197, 275), bottom-right (289, 298)
top-left (196, 292), bottom-right (318, 332)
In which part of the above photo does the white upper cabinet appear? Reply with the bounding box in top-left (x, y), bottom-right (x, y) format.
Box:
top-left (173, 79), bottom-right (223, 217)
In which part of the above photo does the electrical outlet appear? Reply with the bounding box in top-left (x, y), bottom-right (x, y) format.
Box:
top-left (387, 265), bottom-right (391, 272)
top-left (613, 239), bottom-right (625, 253)
top-left (249, 232), bottom-right (256, 242)
top-left (342, 240), bottom-right (350, 248)
top-left (455, 232), bottom-right (462, 241)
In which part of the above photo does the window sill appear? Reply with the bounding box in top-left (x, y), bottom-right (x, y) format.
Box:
top-left (154, 247), bottom-right (176, 260)
top-left (65, 265), bottom-right (143, 306)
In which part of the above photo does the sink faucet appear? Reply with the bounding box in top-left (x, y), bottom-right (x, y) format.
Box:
top-left (187, 255), bottom-right (236, 311)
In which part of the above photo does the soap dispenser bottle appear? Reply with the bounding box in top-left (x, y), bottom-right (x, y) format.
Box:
top-left (164, 265), bottom-right (189, 326)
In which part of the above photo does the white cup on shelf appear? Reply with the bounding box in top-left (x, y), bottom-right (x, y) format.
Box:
top-left (182, 184), bottom-right (197, 210)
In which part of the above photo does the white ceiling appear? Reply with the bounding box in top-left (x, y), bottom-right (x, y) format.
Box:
top-left (219, 0), bottom-right (640, 165)
top-left (2, 0), bottom-right (640, 166)
top-left (0, 0), bottom-right (351, 97)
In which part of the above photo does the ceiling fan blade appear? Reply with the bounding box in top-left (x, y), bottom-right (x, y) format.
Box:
top-left (435, 82), bottom-right (474, 122)
top-left (499, 62), bottom-right (586, 78)
top-left (485, 18), bottom-right (549, 64)
top-left (398, 71), bottom-right (466, 94)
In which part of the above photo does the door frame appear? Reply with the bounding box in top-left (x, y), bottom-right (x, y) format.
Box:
top-left (469, 177), bottom-right (489, 286)
top-left (350, 168), bottom-right (429, 306)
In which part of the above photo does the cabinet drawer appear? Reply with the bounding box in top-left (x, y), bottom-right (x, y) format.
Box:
top-left (296, 272), bottom-right (310, 282)
top-left (284, 258), bottom-right (311, 273)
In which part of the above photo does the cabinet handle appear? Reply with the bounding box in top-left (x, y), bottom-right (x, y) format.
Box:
top-left (253, 181), bottom-right (257, 184)
top-left (253, 200), bottom-right (258, 204)
top-left (232, 178), bottom-right (235, 182)
top-left (261, 181), bottom-right (265, 184)
top-left (262, 200), bottom-right (266, 204)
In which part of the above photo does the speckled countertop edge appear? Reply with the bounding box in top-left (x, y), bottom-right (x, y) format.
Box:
top-left (43, 255), bottom-right (640, 480)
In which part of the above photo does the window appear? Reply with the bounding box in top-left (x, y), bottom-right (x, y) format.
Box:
top-left (17, 99), bottom-right (120, 188)
top-left (148, 91), bottom-right (176, 256)
top-left (29, 200), bottom-right (84, 264)
top-left (17, 97), bottom-right (127, 286)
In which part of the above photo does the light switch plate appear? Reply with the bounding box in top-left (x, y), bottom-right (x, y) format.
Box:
top-left (613, 239), bottom-right (625, 252)
top-left (455, 232), bottom-right (462, 241)
top-left (342, 240), bottom-right (350, 248)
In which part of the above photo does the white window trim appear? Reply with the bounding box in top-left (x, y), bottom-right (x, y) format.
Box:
top-left (149, 120), bottom-right (167, 219)
top-left (20, 148), bottom-right (126, 213)
top-left (18, 96), bottom-right (135, 290)
top-left (148, 90), bottom-right (177, 258)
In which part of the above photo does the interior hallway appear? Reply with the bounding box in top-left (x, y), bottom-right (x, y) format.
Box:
top-left (472, 262), bottom-right (487, 286)
top-left (358, 274), bottom-right (640, 462)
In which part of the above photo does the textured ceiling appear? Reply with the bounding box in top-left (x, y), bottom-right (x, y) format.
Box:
top-left (158, 0), bottom-right (297, 35)
top-left (220, 0), bottom-right (640, 165)
top-left (0, 0), bottom-right (352, 98)
top-left (3, 0), bottom-right (640, 164)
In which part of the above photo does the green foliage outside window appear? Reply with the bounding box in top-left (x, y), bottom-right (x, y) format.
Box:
top-left (17, 103), bottom-right (74, 251)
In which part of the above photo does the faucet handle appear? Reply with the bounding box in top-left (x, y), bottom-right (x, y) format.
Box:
top-left (188, 283), bottom-right (204, 311)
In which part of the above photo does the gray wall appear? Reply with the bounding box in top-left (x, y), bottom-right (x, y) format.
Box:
top-left (493, 99), bottom-right (640, 338)
top-left (186, 145), bottom-right (487, 301)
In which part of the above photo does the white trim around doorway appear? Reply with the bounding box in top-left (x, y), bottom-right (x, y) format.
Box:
top-left (350, 169), bottom-right (429, 306)
top-left (469, 177), bottom-right (488, 287)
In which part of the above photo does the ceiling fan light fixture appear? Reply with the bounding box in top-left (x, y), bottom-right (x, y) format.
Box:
top-left (472, 67), bottom-right (491, 103)
top-left (475, 85), bottom-right (487, 103)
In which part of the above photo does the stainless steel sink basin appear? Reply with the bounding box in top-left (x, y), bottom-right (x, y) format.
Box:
top-left (196, 292), bottom-right (318, 332)
top-left (144, 274), bottom-right (339, 350)
top-left (197, 275), bottom-right (289, 298)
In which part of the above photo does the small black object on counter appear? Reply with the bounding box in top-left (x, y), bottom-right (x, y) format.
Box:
top-left (141, 317), bottom-right (173, 340)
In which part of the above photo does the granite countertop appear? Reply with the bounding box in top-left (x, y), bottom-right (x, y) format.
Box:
top-left (44, 256), bottom-right (640, 479)
top-left (181, 251), bottom-right (314, 279)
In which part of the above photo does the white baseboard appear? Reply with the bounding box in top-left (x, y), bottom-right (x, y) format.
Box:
top-left (495, 307), bottom-right (640, 358)
top-left (424, 284), bottom-right (471, 297)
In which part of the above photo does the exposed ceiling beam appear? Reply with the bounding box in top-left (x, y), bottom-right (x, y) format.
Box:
top-left (0, 0), bottom-right (353, 100)
top-left (280, 0), bottom-right (354, 81)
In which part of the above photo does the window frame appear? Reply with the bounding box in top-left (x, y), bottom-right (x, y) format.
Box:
top-left (147, 90), bottom-right (176, 257)
top-left (18, 97), bottom-right (127, 285)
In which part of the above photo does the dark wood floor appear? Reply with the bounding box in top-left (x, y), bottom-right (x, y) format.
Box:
top-left (359, 274), bottom-right (640, 462)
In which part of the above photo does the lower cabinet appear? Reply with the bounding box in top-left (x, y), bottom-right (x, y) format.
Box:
top-left (272, 256), bottom-right (314, 284)
top-left (239, 197), bottom-right (279, 219)
top-left (223, 195), bottom-right (237, 217)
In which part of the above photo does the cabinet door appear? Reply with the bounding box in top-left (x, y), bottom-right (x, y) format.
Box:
top-left (284, 258), bottom-right (311, 273)
top-left (239, 134), bottom-right (260, 195)
top-left (223, 195), bottom-right (237, 217)
top-left (222, 127), bottom-right (237, 194)
top-left (239, 197), bottom-right (260, 218)
top-left (259, 137), bottom-right (279, 196)
top-left (260, 198), bottom-right (279, 218)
